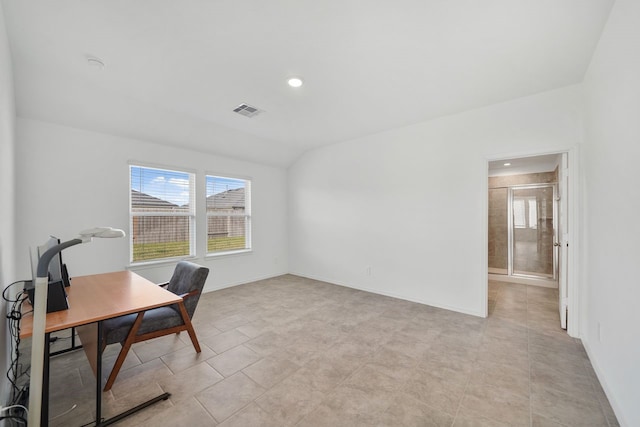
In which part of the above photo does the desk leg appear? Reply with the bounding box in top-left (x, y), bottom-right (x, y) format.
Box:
top-left (96, 321), bottom-right (103, 424)
top-left (42, 332), bottom-right (50, 427)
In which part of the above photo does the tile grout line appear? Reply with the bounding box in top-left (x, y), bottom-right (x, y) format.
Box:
top-left (242, 346), bottom-right (310, 423)
top-left (527, 284), bottom-right (533, 427)
top-left (290, 330), bottom-right (374, 426)
top-left (251, 315), bottom-right (376, 426)
top-left (193, 392), bottom-right (221, 423)
top-left (584, 357), bottom-right (613, 427)
top-left (190, 395), bottom-right (218, 425)
top-left (450, 291), bottom-right (491, 427)
top-left (213, 371), bottom-right (270, 424)
top-left (372, 313), bottom-right (424, 423)
top-left (572, 318), bottom-right (613, 427)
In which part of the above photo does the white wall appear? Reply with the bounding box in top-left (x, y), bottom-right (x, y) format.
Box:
top-left (289, 85), bottom-right (582, 316)
top-left (0, 2), bottom-right (16, 406)
top-left (15, 118), bottom-right (288, 291)
top-left (582, 0), bottom-right (640, 425)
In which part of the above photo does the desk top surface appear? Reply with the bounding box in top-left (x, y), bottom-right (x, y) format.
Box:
top-left (20, 270), bottom-right (182, 338)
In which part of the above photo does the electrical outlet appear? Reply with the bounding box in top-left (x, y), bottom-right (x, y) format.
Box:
top-left (365, 266), bottom-right (372, 276)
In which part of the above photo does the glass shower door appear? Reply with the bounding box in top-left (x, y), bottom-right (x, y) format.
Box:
top-left (511, 185), bottom-right (556, 278)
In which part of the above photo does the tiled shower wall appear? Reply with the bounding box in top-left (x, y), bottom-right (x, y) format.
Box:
top-left (488, 170), bottom-right (558, 273)
top-left (488, 187), bottom-right (509, 270)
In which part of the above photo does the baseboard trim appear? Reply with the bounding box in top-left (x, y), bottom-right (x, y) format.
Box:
top-left (488, 273), bottom-right (558, 288)
top-left (289, 271), bottom-right (484, 318)
top-left (581, 339), bottom-right (628, 427)
top-left (202, 271), bottom-right (289, 293)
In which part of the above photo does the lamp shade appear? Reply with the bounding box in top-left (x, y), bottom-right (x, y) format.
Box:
top-left (79, 227), bottom-right (126, 241)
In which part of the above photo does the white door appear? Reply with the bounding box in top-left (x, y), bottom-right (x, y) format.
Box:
top-left (557, 153), bottom-right (569, 329)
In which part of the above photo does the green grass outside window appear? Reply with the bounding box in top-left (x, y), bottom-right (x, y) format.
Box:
top-left (133, 236), bottom-right (246, 261)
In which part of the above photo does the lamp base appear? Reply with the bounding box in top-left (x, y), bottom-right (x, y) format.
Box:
top-left (24, 280), bottom-right (69, 312)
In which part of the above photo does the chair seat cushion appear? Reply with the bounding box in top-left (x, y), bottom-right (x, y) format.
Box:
top-left (103, 306), bottom-right (183, 344)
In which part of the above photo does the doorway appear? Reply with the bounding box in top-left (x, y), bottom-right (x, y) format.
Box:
top-left (487, 152), bottom-right (571, 331)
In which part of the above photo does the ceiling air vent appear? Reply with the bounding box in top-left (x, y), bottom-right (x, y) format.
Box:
top-left (233, 103), bottom-right (262, 118)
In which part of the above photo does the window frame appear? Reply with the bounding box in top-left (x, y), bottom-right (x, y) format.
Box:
top-left (205, 174), bottom-right (252, 257)
top-left (129, 163), bottom-right (196, 265)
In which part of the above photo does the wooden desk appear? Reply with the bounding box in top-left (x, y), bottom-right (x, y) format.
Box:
top-left (21, 270), bottom-right (182, 426)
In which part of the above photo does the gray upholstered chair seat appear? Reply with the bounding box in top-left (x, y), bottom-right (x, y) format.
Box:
top-left (103, 305), bottom-right (183, 344)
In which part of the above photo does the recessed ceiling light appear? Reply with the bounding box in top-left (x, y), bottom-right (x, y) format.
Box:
top-left (287, 77), bottom-right (303, 88)
top-left (503, 162), bottom-right (511, 166)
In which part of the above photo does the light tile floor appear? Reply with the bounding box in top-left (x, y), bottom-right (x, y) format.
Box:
top-left (37, 275), bottom-right (618, 426)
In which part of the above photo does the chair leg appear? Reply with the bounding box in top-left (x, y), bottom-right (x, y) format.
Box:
top-left (104, 312), bottom-right (145, 391)
top-left (177, 301), bottom-right (201, 353)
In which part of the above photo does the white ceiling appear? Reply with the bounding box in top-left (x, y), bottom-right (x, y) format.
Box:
top-left (2, 0), bottom-right (614, 166)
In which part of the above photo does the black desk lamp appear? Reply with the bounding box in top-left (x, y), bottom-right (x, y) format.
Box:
top-left (28, 227), bottom-right (125, 426)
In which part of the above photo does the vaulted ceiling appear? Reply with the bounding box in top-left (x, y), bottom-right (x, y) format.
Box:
top-left (2, 0), bottom-right (614, 166)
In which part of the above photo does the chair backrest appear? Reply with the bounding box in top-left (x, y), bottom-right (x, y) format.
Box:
top-left (167, 261), bottom-right (209, 318)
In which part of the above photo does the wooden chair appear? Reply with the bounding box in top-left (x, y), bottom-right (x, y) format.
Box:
top-left (101, 261), bottom-right (209, 391)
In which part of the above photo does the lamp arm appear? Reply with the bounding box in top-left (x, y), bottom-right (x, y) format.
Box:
top-left (36, 238), bottom-right (83, 277)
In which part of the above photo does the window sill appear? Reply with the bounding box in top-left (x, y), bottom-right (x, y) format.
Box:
top-left (128, 255), bottom-right (198, 270)
top-left (205, 249), bottom-right (252, 259)
top-left (126, 249), bottom-right (252, 269)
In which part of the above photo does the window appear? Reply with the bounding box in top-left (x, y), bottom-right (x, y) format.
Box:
top-left (513, 198), bottom-right (526, 228)
top-left (513, 196), bottom-right (537, 229)
top-left (206, 175), bottom-right (251, 254)
top-left (130, 165), bottom-right (195, 262)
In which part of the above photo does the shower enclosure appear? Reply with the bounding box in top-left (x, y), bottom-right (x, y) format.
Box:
top-left (488, 183), bottom-right (557, 280)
